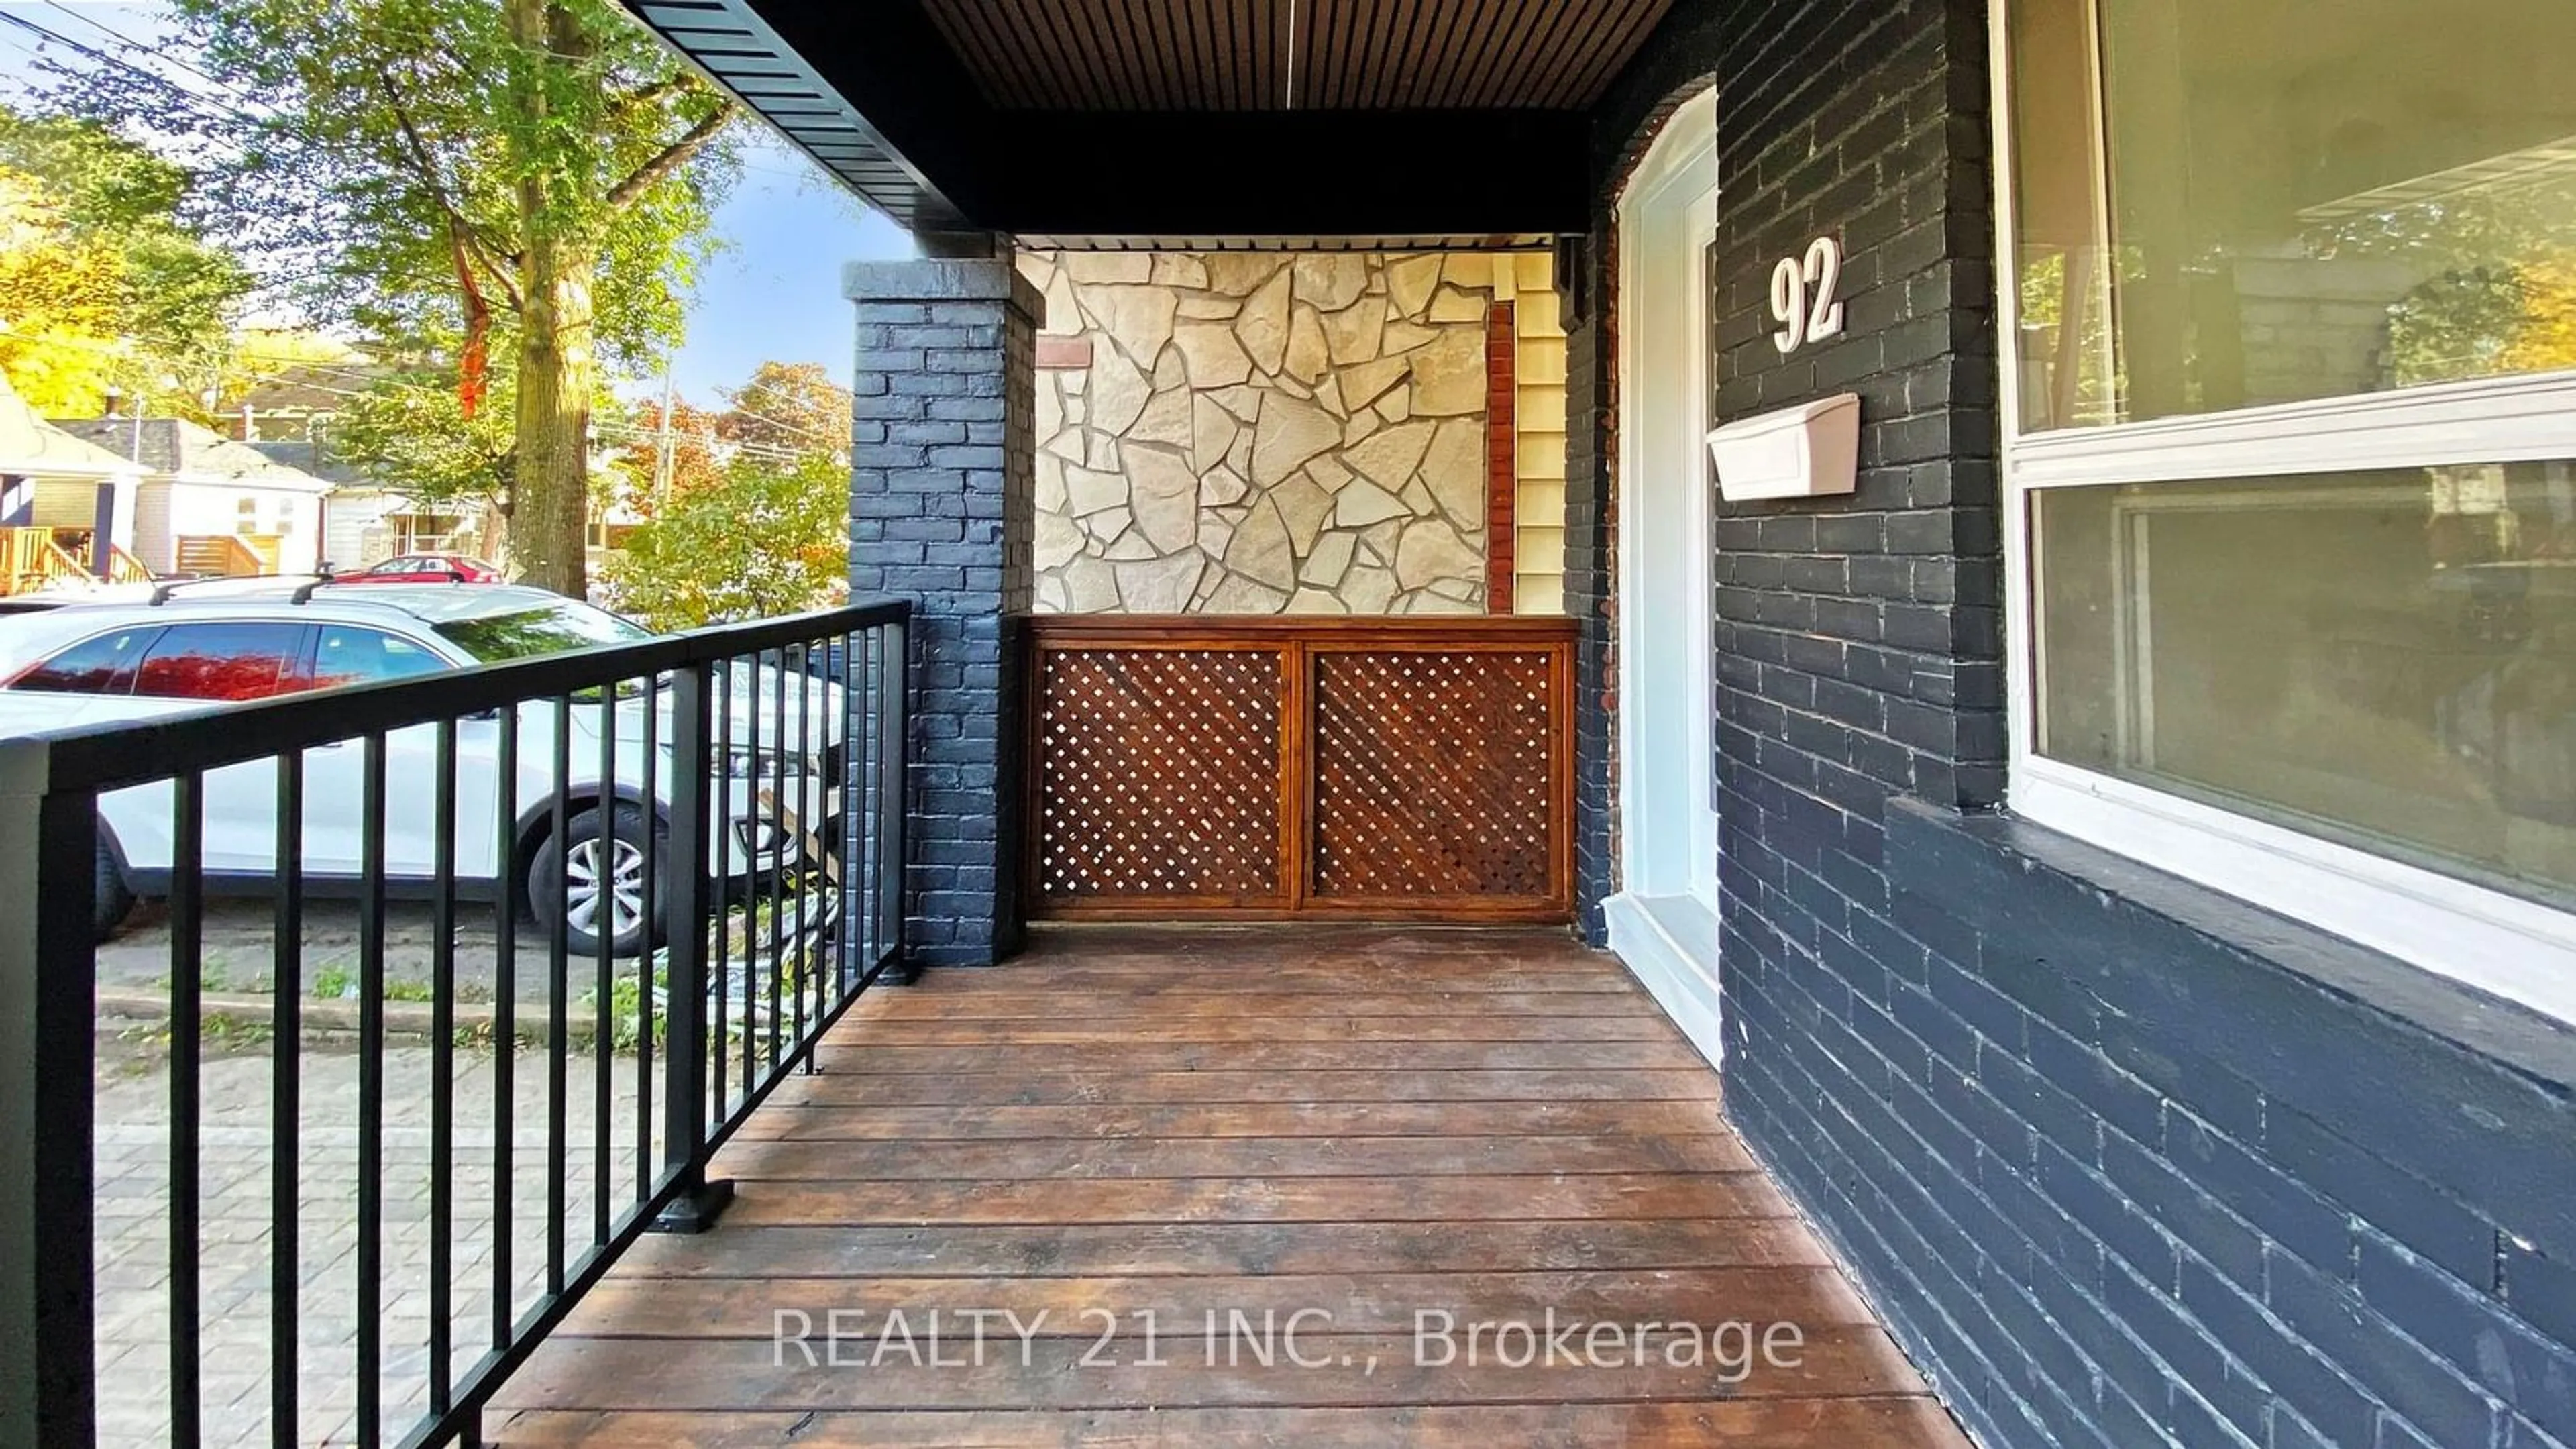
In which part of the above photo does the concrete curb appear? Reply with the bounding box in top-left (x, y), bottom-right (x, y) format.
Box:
top-left (95, 988), bottom-right (604, 1046)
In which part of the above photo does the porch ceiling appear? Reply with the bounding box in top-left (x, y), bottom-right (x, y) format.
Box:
top-left (915, 0), bottom-right (1676, 111)
top-left (622, 0), bottom-right (1645, 246)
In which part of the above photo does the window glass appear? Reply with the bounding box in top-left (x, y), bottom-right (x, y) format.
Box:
top-left (13, 626), bottom-right (162, 694)
top-left (2008, 0), bottom-right (2118, 429)
top-left (311, 627), bottom-right (450, 690)
top-left (435, 603), bottom-right (655, 663)
top-left (2010, 0), bottom-right (2576, 429)
top-left (133, 623), bottom-right (307, 702)
top-left (2035, 461), bottom-right (2576, 906)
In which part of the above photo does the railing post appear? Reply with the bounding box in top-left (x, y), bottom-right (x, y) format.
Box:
top-left (651, 661), bottom-right (733, 1234)
top-left (0, 741), bottom-right (97, 1444)
top-left (877, 615), bottom-right (914, 984)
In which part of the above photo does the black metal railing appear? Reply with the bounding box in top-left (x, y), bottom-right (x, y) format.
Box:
top-left (0, 600), bottom-right (909, 1447)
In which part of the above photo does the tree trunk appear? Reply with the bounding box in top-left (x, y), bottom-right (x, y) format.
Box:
top-left (477, 498), bottom-right (511, 570)
top-left (502, 0), bottom-right (597, 599)
top-left (511, 233), bottom-right (596, 597)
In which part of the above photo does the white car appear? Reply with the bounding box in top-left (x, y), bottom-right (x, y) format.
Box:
top-left (0, 584), bottom-right (845, 956)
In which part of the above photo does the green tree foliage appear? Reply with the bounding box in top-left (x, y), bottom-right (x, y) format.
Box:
top-left (327, 372), bottom-right (519, 508)
top-left (2319, 178), bottom-right (2576, 389)
top-left (602, 451), bottom-right (847, 630)
top-left (722, 360), bottom-right (851, 462)
top-left (0, 105), bottom-right (250, 415)
top-left (54, 0), bottom-right (741, 596)
top-left (609, 394), bottom-right (727, 506)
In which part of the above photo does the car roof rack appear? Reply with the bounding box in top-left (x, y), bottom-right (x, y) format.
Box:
top-left (147, 576), bottom-right (241, 606)
top-left (148, 573), bottom-right (331, 606)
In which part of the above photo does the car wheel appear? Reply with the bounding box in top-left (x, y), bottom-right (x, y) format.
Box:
top-left (93, 830), bottom-right (135, 943)
top-left (529, 804), bottom-right (667, 957)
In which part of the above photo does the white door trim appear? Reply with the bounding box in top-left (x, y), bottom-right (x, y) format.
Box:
top-left (1608, 85), bottom-right (1724, 1068)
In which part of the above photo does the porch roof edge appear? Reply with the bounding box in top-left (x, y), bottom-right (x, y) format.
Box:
top-left (624, 1), bottom-right (1599, 245)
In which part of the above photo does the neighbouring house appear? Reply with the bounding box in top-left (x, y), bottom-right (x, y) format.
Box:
top-left (257, 423), bottom-right (636, 582)
top-left (584, 496), bottom-right (647, 585)
top-left (0, 370), bottom-right (146, 592)
top-left (53, 415), bottom-right (333, 577)
top-left (246, 433), bottom-right (490, 572)
top-left (230, 356), bottom-right (390, 444)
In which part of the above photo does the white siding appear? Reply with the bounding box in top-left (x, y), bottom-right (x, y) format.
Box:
top-left (322, 490), bottom-right (404, 570)
top-left (165, 482), bottom-right (327, 575)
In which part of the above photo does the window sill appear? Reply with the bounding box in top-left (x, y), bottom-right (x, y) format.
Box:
top-left (2008, 759), bottom-right (2576, 1026)
top-left (1884, 797), bottom-right (2576, 1101)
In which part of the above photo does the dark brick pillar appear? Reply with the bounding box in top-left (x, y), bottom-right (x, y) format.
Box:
top-left (1563, 252), bottom-right (1618, 947)
top-left (845, 259), bottom-right (1038, 968)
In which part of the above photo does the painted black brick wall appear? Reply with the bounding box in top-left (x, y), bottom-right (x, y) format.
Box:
top-left (1569, 0), bottom-right (2576, 1446)
top-left (1827, 804), bottom-right (2576, 1449)
top-left (1564, 234), bottom-right (1617, 945)
top-left (845, 259), bottom-right (1036, 969)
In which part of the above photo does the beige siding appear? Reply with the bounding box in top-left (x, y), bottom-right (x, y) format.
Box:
top-left (132, 480), bottom-right (174, 574)
top-left (1493, 250), bottom-right (1568, 615)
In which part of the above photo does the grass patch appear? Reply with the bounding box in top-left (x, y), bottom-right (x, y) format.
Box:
top-left (152, 953), bottom-right (262, 996)
top-left (311, 966), bottom-right (480, 1005)
top-left (116, 1012), bottom-right (275, 1050)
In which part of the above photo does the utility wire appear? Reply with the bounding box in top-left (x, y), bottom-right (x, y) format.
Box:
top-left (2, 327), bottom-right (818, 471)
top-left (725, 374), bottom-right (851, 448)
top-left (3, 329), bottom-right (837, 464)
top-left (0, 18), bottom-right (845, 463)
top-left (34, 1), bottom-right (285, 119)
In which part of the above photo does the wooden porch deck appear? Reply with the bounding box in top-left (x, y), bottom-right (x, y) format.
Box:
top-left (489, 927), bottom-right (1969, 1447)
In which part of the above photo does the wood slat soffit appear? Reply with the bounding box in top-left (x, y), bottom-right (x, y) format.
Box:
top-left (629, 0), bottom-right (973, 231)
top-left (916, 0), bottom-right (1678, 111)
top-left (621, 0), bottom-right (1638, 241)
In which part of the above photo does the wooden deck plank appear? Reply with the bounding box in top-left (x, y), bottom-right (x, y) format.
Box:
top-left (773, 1068), bottom-right (1723, 1106)
top-left (806, 1040), bottom-right (1711, 1073)
top-left (555, 1267), bottom-right (1877, 1338)
top-left (846, 989), bottom-right (1665, 1018)
top-left (822, 1015), bottom-right (1686, 1043)
top-left (716, 1171), bottom-right (1792, 1227)
top-left (489, 926), bottom-right (1964, 1446)
top-left (724, 1098), bottom-right (1735, 1141)
top-left (898, 963), bottom-right (1640, 991)
top-left (492, 1398), bottom-right (1976, 1447)
top-left (494, 1326), bottom-right (1929, 1410)
top-left (600, 1220), bottom-right (1841, 1279)
top-left (710, 1132), bottom-right (1757, 1180)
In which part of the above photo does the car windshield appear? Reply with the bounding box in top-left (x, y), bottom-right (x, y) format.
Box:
top-left (433, 602), bottom-right (657, 663)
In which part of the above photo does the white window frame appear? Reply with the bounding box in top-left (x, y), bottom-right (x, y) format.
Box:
top-left (1986, 0), bottom-right (2576, 1022)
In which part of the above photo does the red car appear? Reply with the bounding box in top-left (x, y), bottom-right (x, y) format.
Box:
top-left (331, 553), bottom-right (504, 584)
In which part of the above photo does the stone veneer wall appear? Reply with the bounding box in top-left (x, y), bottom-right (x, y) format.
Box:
top-left (1017, 250), bottom-right (1509, 615)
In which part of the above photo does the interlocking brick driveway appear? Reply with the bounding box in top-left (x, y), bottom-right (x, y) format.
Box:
top-left (94, 1038), bottom-right (648, 1446)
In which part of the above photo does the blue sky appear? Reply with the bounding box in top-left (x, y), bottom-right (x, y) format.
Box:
top-left (0, 1), bottom-right (917, 406)
top-left (672, 147), bottom-right (918, 400)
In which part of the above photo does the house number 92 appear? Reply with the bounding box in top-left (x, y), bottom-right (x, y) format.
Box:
top-left (1770, 237), bottom-right (1845, 354)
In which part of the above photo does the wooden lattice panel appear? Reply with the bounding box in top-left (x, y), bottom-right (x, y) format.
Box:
top-left (1311, 649), bottom-right (1557, 900)
top-left (1034, 647), bottom-right (1285, 904)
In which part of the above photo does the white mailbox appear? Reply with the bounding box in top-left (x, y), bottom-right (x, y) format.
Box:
top-left (1705, 393), bottom-right (1860, 502)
